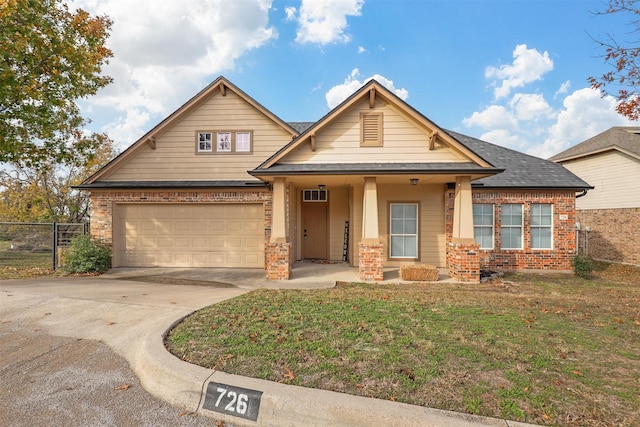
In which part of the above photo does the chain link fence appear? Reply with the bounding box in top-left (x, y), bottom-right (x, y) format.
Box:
top-left (0, 222), bottom-right (87, 270)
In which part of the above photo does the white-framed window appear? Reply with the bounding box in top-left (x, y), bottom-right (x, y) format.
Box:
top-left (302, 189), bottom-right (327, 202)
top-left (500, 204), bottom-right (523, 249)
top-left (236, 132), bottom-right (251, 152)
top-left (531, 203), bottom-right (553, 249)
top-left (473, 204), bottom-right (494, 249)
top-left (216, 132), bottom-right (232, 152)
top-left (197, 132), bottom-right (212, 152)
top-left (389, 203), bottom-right (418, 258)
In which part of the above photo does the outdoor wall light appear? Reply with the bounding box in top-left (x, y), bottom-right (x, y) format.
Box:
top-left (318, 184), bottom-right (326, 190)
top-left (410, 178), bottom-right (419, 186)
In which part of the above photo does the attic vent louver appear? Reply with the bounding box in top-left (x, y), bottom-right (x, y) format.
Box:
top-left (360, 112), bottom-right (383, 147)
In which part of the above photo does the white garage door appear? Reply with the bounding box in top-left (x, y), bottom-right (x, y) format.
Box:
top-left (114, 204), bottom-right (264, 268)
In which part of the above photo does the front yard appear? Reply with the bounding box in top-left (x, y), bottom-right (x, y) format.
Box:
top-left (167, 262), bottom-right (640, 427)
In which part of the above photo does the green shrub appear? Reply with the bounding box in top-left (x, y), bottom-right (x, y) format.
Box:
top-left (572, 255), bottom-right (593, 279)
top-left (63, 234), bottom-right (111, 273)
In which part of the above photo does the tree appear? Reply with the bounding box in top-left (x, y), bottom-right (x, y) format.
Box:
top-left (589, 0), bottom-right (640, 121)
top-left (0, 134), bottom-right (115, 223)
top-left (0, 0), bottom-right (113, 167)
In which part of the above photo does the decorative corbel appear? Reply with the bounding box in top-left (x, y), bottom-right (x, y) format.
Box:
top-left (429, 131), bottom-right (438, 150)
top-left (369, 87), bottom-right (376, 109)
top-left (310, 134), bottom-right (316, 152)
top-left (146, 136), bottom-right (156, 149)
top-left (220, 81), bottom-right (226, 96)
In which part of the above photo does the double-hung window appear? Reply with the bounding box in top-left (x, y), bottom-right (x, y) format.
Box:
top-left (473, 204), bottom-right (494, 249)
top-left (389, 203), bottom-right (418, 258)
top-left (197, 132), bottom-right (212, 152)
top-left (501, 204), bottom-right (523, 249)
top-left (531, 204), bottom-right (553, 249)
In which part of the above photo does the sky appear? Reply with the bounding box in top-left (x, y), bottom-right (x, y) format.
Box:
top-left (66, 0), bottom-right (636, 159)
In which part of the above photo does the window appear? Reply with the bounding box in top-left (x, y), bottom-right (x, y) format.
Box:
top-left (196, 131), bottom-right (252, 153)
top-left (531, 204), bottom-right (553, 249)
top-left (473, 204), bottom-right (494, 249)
top-left (303, 189), bottom-right (327, 202)
top-left (500, 204), bottom-right (523, 249)
top-left (236, 132), bottom-right (251, 152)
top-left (197, 132), bottom-right (212, 152)
top-left (390, 203), bottom-right (418, 258)
top-left (216, 132), bottom-right (232, 152)
top-left (360, 112), bottom-right (383, 146)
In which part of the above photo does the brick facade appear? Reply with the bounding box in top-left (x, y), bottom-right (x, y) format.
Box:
top-left (576, 208), bottom-right (640, 266)
top-left (265, 242), bottom-right (292, 280)
top-left (446, 189), bottom-right (577, 272)
top-left (358, 242), bottom-right (384, 281)
top-left (447, 241), bottom-right (481, 282)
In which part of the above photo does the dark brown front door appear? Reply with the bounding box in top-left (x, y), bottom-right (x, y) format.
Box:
top-left (302, 202), bottom-right (328, 259)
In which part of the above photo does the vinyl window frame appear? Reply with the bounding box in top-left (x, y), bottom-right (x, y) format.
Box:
top-left (195, 130), bottom-right (253, 154)
top-left (500, 204), bottom-right (523, 250)
top-left (530, 203), bottom-right (553, 249)
top-left (473, 203), bottom-right (495, 249)
top-left (389, 202), bottom-right (419, 259)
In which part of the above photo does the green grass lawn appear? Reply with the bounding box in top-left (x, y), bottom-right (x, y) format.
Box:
top-left (0, 247), bottom-right (55, 279)
top-left (167, 262), bottom-right (640, 427)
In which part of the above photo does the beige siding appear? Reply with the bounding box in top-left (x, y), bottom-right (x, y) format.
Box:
top-left (377, 184), bottom-right (446, 267)
top-left (102, 90), bottom-right (292, 181)
top-left (351, 184), bottom-right (364, 267)
top-left (283, 98), bottom-right (467, 164)
top-left (329, 187), bottom-right (350, 260)
top-left (563, 151), bottom-right (640, 209)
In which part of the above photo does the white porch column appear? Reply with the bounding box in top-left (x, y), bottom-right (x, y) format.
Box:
top-left (452, 176), bottom-right (475, 242)
top-left (361, 177), bottom-right (379, 242)
top-left (271, 177), bottom-right (287, 243)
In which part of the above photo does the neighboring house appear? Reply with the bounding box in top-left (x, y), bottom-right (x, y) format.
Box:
top-left (78, 77), bottom-right (590, 282)
top-left (550, 127), bottom-right (640, 266)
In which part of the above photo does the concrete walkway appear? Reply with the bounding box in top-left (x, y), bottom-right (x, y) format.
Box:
top-left (1, 265), bottom-right (537, 427)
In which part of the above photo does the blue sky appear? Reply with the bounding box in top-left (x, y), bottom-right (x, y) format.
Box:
top-left (69, 0), bottom-right (634, 158)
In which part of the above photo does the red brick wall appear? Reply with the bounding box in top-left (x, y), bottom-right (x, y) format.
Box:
top-left (447, 241), bottom-right (481, 282)
top-left (445, 189), bottom-right (577, 271)
top-left (577, 208), bottom-right (640, 266)
top-left (359, 242), bottom-right (384, 281)
top-left (89, 188), bottom-right (272, 247)
top-left (265, 242), bottom-right (292, 280)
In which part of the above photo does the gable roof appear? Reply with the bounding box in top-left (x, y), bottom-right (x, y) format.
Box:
top-left (254, 79), bottom-right (493, 171)
top-left (82, 76), bottom-right (298, 185)
top-left (549, 126), bottom-right (640, 162)
top-left (449, 131), bottom-right (593, 189)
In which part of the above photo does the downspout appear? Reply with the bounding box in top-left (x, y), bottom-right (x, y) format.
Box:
top-left (576, 189), bottom-right (588, 198)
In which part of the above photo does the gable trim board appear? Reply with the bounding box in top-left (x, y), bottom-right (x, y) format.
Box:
top-left (80, 76), bottom-right (591, 282)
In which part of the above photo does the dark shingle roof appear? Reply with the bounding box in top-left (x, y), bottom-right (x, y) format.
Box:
top-left (288, 122), bottom-right (315, 134)
top-left (549, 126), bottom-right (640, 161)
top-left (446, 130), bottom-right (593, 189)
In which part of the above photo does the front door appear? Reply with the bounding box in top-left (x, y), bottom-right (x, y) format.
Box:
top-left (302, 201), bottom-right (328, 259)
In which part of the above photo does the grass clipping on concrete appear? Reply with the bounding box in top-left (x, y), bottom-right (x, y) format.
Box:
top-left (167, 262), bottom-right (640, 427)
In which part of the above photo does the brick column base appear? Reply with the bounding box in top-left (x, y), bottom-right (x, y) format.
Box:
top-left (447, 241), bottom-right (481, 283)
top-left (266, 242), bottom-right (292, 280)
top-left (359, 242), bottom-right (384, 282)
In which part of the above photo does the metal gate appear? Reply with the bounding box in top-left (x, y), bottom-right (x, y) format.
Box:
top-left (0, 222), bottom-right (88, 270)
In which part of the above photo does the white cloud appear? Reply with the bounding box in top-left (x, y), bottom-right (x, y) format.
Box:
top-left (65, 0), bottom-right (276, 150)
top-left (486, 44), bottom-right (553, 99)
top-left (284, 6), bottom-right (296, 21)
top-left (462, 105), bottom-right (518, 130)
top-left (358, 46), bottom-right (367, 54)
top-left (295, 0), bottom-right (364, 45)
top-left (509, 93), bottom-right (554, 121)
top-left (554, 80), bottom-right (571, 98)
top-left (536, 88), bottom-right (634, 158)
top-left (478, 129), bottom-right (527, 151)
top-left (325, 69), bottom-right (409, 109)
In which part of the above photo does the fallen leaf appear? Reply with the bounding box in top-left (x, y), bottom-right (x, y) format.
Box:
top-left (44, 312), bottom-right (51, 316)
top-left (217, 421), bottom-right (225, 427)
top-left (543, 413), bottom-right (552, 420)
top-left (114, 384), bottom-right (130, 390)
top-left (283, 368), bottom-right (295, 380)
top-left (635, 320), bottom-right (640, 326)
top-left (572, 370), bottom-right (583, 376)
top-left (615, 318), bottom-right (623, 324)
top-left (107, 321), bottom-right (116, 326)
top-left (390, 396), bottom-right (396, 402)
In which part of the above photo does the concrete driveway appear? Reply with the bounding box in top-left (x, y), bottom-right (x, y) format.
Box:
top-left (0, 276), bottom-right (247, 426)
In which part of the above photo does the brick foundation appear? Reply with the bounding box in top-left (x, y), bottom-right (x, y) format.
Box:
top-left (359, 242), bottom-right (384, 282)
top-left (265, 241), bottom-right (292, 280)
top-left (577, 208), bottom-right (640, 266)
top-left (447, 241), bottom-right (481, 283)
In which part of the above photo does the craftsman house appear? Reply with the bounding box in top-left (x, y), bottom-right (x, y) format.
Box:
top-left (550, 127), bottom-right (640, 266)
top-left (79, 77), bottom-right (591, 282)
